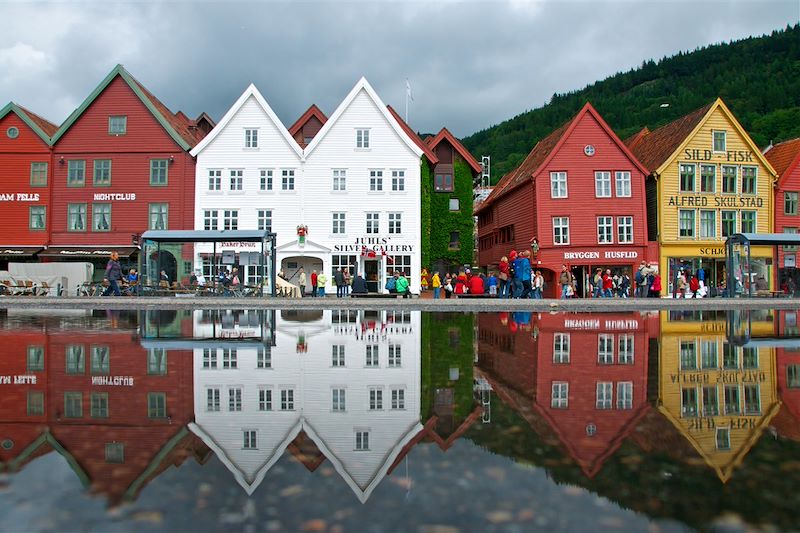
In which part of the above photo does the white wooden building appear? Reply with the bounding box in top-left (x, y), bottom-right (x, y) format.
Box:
top-left (189, 309), bottom-right (422, 502)
top-left (190, 78), bottom-right (424, 293)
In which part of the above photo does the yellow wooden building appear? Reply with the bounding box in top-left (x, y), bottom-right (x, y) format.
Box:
top-left (658, 311), bottom-right (780, 482)
top-left (628, 99), bottom-right (778, 296)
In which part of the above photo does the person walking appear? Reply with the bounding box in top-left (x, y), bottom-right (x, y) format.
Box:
top-left (298, 267), bottom-right (306, 297)
top-left (443, 273), bottom-right (453, 299)
top-left (432, 271), bottom-right (442, 299)
top-left (334, 268), bottom-right (345, 298)
top-left (602, 269), bottom-right (613, 298)
top-left (310, 270), bottom-right (318, 297)
top-left (103, 252), bottom-right (123, 296)
top-left (396, 272), bottom-right (410, 298)
top-left (517, 251), bottom-right (533, 298)
top-left (559, 265), bottom-right (573, 299)
top-left (498, 256), bottom-right (510, 298)
top-left (317, 271), bottom-right (327, 297)
top-left (592, 268), bottom-right (603, 298)
top-left (533, 270), bottom-right (544, 299)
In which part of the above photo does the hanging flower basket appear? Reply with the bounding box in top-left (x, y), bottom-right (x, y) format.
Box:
top-left (297, 225), bottom-right (308, 245)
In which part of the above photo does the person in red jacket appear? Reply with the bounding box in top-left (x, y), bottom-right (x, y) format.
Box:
top-left (602, 269), bottom-right (614, 297)
top-left (498, 256), bottom-right (511, 298)
top-left (310, 270), bottom-right (318, 297)
top-left (689, 274), bottom-right (700, 298)
top-left (454, 271), bottom-right (468, 294)
top-left (468, 272), bottom-right (485, 295)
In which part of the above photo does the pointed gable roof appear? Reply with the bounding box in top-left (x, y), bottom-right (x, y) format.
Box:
top-left (0, 102), bottom-right (57, 144)
top-left (764, 137), bottom-right (800, 186)
top-left (426, 127), bottom-right (482, 174)
top-left (190, 83), bottom-right (302, 158)
top-left (386, 105), bottom-right (438, 164)
top-left (288, 104), bottom-right (328, 137)
top-left (303, 78), bottom-right (425, 161)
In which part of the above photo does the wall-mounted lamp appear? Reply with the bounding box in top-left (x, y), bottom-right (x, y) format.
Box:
top-left (169, 155), bottom-right (175, 164)
top-left (58, 156), bottom-right (64, 165)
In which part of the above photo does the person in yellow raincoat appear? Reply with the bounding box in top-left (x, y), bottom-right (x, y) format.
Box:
top-left (420, 268), bottom-right (430, 292)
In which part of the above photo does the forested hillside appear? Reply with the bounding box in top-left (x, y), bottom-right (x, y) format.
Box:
top-left (463, 24), bottom-right (800, 182)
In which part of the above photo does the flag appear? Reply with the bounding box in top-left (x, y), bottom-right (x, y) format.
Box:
top-left (406, 79), bottom-right (413, 102)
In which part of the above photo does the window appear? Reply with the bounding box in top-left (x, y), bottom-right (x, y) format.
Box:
top-left (681, 387), bottom-right (698, 417)
top-left (207, 388), bottom-right (220, 412)
top-left (617, 382), bottom-right (633, 410)
top-left (243, 430), bottom-right (257, 449)
top-left (448, 231), bottom-right (460, 250)
top-left (207, 169), bottom-right (221, 191)
top-left (222, 348), bottom-right (237, 369)
top-left (723, 343), bottom-right (738, 369)
top-left (93, 159), bottom-right (111, 186)
top-left (596, 382), bottom-right (613, 409)
top-left (366, 345), bottom-right (379, 367)
top-left (355, 431), bottom-right (370, 450)
top-left (27, 346), bottom-right (44, 372)
top-left (92, 203), bottom-right (111, 232)
top-left (332, 169), bottom-right (346, 191)
top-left (679, 209), bottom-right (695, 238)
top-left (553, 217), bottom-right (569, 245)
top-left (389, 212), bottom-right (401, 234)
top-left (203, 210), bottom-right (218, 231)
top-left (332, 345), bottom-right (345, 367)
top-left (281, 169), bottom-right (295, 190)
top-left (553, 333), bottom-right (570, 363)
top-left (228, 388), bottom-right (242, 411)
top-left (108, 115), bottom-right (127, 135)
top-left (617, 216), bottom-right (633, 244)
top-left (388, 344), bottom-right (401, 367)
top-left (29, 206), bottom-right (46, 231)
top-left (551, 382), bottom-right (568, 408)
top-left (703, 386), bottom-right (719, 416)
top-left (742, 347), bottom-right (758, 369)
top-left (713, 130), bottom-right (726, 152)
top-left (741, 210), bottom-right (756, 233)
top-left (67, 160), bottom-right (85, 186)
top-left (257, 210), bottom-right (272, 232)
top-left (105, 442), bottom-right (124, 464)
top-left (744, 384), bottom-right (760, 415)
top-left (449, 198), bottom-right (460, 211)
top-left (679, 164), bottom-right (695, 192)
top-left (90, 393), bottom-right (109, 418)
top-left (370, 170), bottom-right (383, 191)
top-left (787, 365), bottom-right (800, 388)
top-left (435, 174), bottom-right (453, 192)
top-left (259, 389), bottom-right (272, 411)
top-left (716, 427), bottom-right (731, 451)
top-left (27, 391), bottom-right (44, 416)
top-left (366, 212), bottom-right (379, 234)
top-left (257, 347), bottom-right (271, 369)
top-left (598, 334), bottom-right (614, 364)
top-left (391, 170), bottom-right (405, 191)
top-left (30, 162), bottom-right (48, 187)
top-left (391, 388), bottom-right (405, 409)
top-left (149, 203), bottom-right (168, 230)
top-left (615, 171), bottom-right (631, 197)
top-left (785, 192), bottom-right (798, 216)
top-left (6, 126), bottom-right (18, 139)
top-left (332, 388), bottom-right (346, 412)
top-left (90, 346), bottom-right (110, 374)
top-left (150, 159), bottom-right (168, 186)
top-left (597, 216), bottom-right (613, 244)
top-left (722, 165), bottom-right (737, 194)
top-left (356, 128), bottom-right (370, 148)
top-left (595, 171), bottom-right (611, 197)
top-left (700, 164), bottom-right (715, 193)
top-left (65, 392), bottom-right (83, 418)
top-left (724, 385), bottom-right (740, 415)
top-left (223, 210), bottom-right (238, 231)
top-left (741, 166), bottom-right (757, 194)
top-left (245, 128), bottom-right (258, 148)
top-left (721, 211), bottom-right (737, 237)
top-left (700, 210), bottom-right (716, 239)
top-left (148, 348), bottom-right (167, 375)
top-left (147, 392), bottom-right (166, 418)
top-left (260, 169), bottom-right (273, 191)
top-left (680, 341), bottom-right (697, 369)
top-left (618, 335), bottom-right (634, 364)
top-left (332, 212), bottom-right (345, 234)
top-left (203, 349), bottom-right (217, 368)
top-left (230, 169), bottom-right (243, 191)
top-left (386, 255), bottom-right (411, 277)
top-left (66, 345), bottom-right (85, 374)
top-left (550, 171), bottom-right (567, 198)
top-left (280, 389), bottom-right (294, 410)
top-left (701, 340), bottom-right (718, 368)
top-left (369, 388), bottom-right (383, 410)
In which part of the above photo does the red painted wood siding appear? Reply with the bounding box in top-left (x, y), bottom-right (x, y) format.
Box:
top-left (51, 76), bottom-right (196, 244)
top-left (477, 181), bottom-right (536, 266)
top-left (0, 113), bottom-right (52, 246)
top-left (775, 165), bottom-right (800, 269)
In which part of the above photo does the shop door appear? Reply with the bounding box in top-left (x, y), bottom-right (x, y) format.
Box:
top-left (365, 260), bottom-right (380, 293)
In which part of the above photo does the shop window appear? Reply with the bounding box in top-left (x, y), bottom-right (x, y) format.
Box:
top-left (785, 192), bottom-right (798, 215)
top-left (679, 209), bottom-right (695, 238)
top-left (679, 164), bottom-right (695, 192)
top-left (386, 255), bottom-right (411, 277)
top-left (700, 165), bottom-right (715, 193)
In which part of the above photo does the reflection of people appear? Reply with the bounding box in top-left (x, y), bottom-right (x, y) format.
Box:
top-left (103, 252), bottom-right (122, 296)
top-left (755, 276), bottom-right (768, 291)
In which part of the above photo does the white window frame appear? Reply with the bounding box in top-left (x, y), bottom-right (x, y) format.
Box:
top-left (206, 388), bottom-right (220, 412)
top-left (614, 171), bottom-right (631, 197)
top-left (617, 382), bottom-right (633, 410)
top-left (391, 170), bottom-right (405, 191)
top-left (366, 212), bottom-right (379, 234)
top-left (332, 388), bottom-right (346, 412)
top-left (369, 170), bottom-right (383, 191)
top-left (550, 171), bottom-right (567, 198)
top-left (208, 169), bottom-right (221, 191)
top-left (260, 169), bottom-right (273, 191)
top-left (595, 171), bottom-right (611, 198)
top-left (243, 430), bottom-right (257, 449)
top-left (258, 388), bottom-right (273, 411)
top-left (388, 212), bottom-right (401, 234)
top-left (244, 128), bottom-right (258, 149)
top-left (596, 382), bottom-right (613, 409)
top-left (391, 388), bottom-right (405, 410)
top-left (551, 382), bottom-right (568, 409)
top-left (553, 333), bottom-right (570, 363)
top-left (598, 334), bottom-right (614, 364)
top-left (257, 209), bottom-right (272, 232)
top-left (229, 169), bottom-right (243, 191)
top-left (618, 335), bottom-right (634, 364)
top-left (203, 210), bottom-right (218, 231)
top-left (597, 216), bottom-right (613, 244)
top-left (228, 387), bottom-right (242, 412)
top-left (332, 169), bottom-right (346, 191)
top-left (617, 216), bottom-right (633, 244)
top-left (332, 212), bottom-right (345, 234)
top-left (679, 209), bottom-right (695, 239)
top-left (356, 128), bottom-right (370, 149)
top-left (700, 210), bottom-right (716, 239)
top-left (223, 210), bottom-right (238, 231)
top-left (369, 387), bottom-right (383, 410)
top-left (553, 217), bottom-right (569, 245)
top-left (281, 169), bottom-right (295, 191)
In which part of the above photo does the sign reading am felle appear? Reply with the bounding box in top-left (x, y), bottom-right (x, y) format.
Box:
top-left (0, 193), bottom-right (40, 202)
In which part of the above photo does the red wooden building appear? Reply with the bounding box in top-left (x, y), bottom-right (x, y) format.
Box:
top-left (476, 103), bottom-right (652, 297)
top-left (764, 138), bottom-right (800, 290)
top-left (0, 103), bottom-right (57, 268)
top-left (46, 65), bottom-right (212, 278)
top-left (288, 104), bottom-right (327, 148)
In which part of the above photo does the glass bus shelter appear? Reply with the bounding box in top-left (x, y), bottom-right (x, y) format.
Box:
top-left (725, 233), bottom-right (800, 298)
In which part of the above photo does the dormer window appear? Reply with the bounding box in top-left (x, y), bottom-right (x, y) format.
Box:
top-left (713, 130), bottom-right (726, 153)
top-left (108, 116), bottom-right (127, 135)
top-left (245, 128), bottom-right (258, 148)
top-left (356, 128), bottom-right (370, 149)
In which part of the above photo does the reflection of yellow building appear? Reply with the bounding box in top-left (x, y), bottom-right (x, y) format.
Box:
top-left (629, 99), bottom-right (778, 295)
top-left (658, 313), bottom-right (779, 482)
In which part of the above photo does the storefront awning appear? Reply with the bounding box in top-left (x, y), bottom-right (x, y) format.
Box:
top-left (0, 247), bottom-right (43, 257)
top-left (38, 246), bottom-right (139, 258)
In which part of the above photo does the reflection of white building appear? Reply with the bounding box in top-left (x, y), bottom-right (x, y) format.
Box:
top-left (189, 309), bottom-right (422, 502)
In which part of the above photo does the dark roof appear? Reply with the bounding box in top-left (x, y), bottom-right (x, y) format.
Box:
top-left (764, 137), bottom-right (800, 183)
top-left (385, 105), bottom-right (439, 164)
top-left (128, 74), bottom-right (207, 146)
top-left (627, 103), bottom-right (713, 172)
top-left (287, 104), bottom-right (328, 136)
top-left (426, 127), bottom-right (482, 174)
top-left (16, 105), bottom-right (58, 137)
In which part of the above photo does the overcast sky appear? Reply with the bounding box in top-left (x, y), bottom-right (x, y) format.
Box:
top-left (1, 1), bottom-right (797, 138)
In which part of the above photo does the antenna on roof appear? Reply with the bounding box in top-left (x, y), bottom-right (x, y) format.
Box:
top-left (480, 156), bottom-right (491, 187)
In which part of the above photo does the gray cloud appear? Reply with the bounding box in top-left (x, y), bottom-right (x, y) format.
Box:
top-left (0, 1), bottom-right (796, 137)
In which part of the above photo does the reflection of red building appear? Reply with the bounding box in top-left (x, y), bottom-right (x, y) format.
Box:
top-left (774, 310), bottom-right (800, 440)
top-left (764, 139), bottom-right (800, 289)
top-left (477, 311), bottom-right (658, 477)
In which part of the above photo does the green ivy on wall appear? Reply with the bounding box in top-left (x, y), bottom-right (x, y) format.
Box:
top-left (420, 158), bottom-right (432, 268)
top-left (424, 156), bottom-right (475, 270)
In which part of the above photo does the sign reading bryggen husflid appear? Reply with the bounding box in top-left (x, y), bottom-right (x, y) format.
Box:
top-left (627, 98), bottom-right (778, 296)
